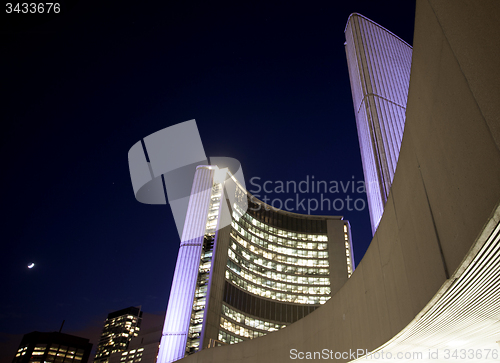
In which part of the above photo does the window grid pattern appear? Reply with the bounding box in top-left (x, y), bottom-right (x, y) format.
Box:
top-left (28, 344), bottom-right (85, 362)
top-left (235, 212), bottom-right (329, 247)
top-left (95, 313), bottom-right (141, 359)
top-left (225, 270), bottom-right (330, 305)
top-left (226, 196), bottom-right (333, 306)
top-left (221, 304), bottom-right (285, 333)
top-left (230, 228), bottom-right (329, 267)
top-left (119, 347), bottom-right (145, 363)
top-left (217, 330), bottom-right (243, 345)
top-left (220, 317), bottom-right (267, 340)
top-left (228, 247), bottom-right (330, 285)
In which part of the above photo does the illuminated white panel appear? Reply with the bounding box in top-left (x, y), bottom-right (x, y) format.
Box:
top-left (345, 13), bottom-right (412, 234)
top-left (157, 167), bottom-right (215, 363)
top-left (349, 219), bottom-right (500, 363)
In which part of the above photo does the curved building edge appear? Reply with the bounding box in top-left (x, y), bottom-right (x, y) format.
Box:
top-left (344, 12), bottom-right (413, 49)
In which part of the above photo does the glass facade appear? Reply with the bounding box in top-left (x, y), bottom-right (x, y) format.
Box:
top-left (217, 181), bottom-right (349, 345)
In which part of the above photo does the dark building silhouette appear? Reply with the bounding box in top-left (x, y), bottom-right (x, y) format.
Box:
top-left (12, 331), bottom-right (92, 363)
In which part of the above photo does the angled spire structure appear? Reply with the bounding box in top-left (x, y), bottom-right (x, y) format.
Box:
top-left (345, 13), bottom-right (412, 234)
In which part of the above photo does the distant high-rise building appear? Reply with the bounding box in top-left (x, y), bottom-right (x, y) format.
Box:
top-left (94, 307), bottom-right (143, 363)
top-left (150, 166), bottom-right (354, 363)
top-left (107, 329), bottom-right (161, 363)
top-left (345, 13), bottom-right (412, 234)
top-left (12, 331), bottom-right (92, 363)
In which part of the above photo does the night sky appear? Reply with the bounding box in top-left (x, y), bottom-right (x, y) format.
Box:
top-left (1, 1), bottom-right (415, 360)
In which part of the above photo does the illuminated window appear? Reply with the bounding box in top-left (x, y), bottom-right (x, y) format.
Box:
top-left (221, 304), bottom-right (285, 333)
top-left (218, 330), bottom-right (243, 345)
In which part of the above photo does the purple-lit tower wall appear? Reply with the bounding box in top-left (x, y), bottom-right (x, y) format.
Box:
top-left (156, 167), bottom-right (215, 363)
top-left (345, 13), bottom-right (412, 234)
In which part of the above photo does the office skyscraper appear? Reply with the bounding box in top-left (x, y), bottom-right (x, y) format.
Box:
top-left (155, 166), bottom-right (354, 363)
top-left (94, 307), bottom-right (143, 363)
top-left (345, 13), bottom-right (412, 234)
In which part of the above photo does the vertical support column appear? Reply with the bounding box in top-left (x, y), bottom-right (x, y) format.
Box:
top-left (157, 167), bottom-right (215, 363)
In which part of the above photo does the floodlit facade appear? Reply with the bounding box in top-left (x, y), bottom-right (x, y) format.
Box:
top-left (94, 307), bottom-right (143, 363)
top-left (156, 166), bottom-right (354, 363)
top-left (345, 13), bottom-right (412, 234)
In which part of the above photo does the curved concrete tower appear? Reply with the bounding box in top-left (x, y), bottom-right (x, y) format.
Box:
top-left (345, 13), bottom-right (412, 234)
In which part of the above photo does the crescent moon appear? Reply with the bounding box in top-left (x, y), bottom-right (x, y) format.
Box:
top-left (28, 263), bottom-right (35, 269)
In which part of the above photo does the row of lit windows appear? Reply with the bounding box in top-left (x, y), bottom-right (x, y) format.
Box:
top-left (107, 315), bottom-right (139, 324)
top-left (100, 330), bottom-right (137, 339)
top-left (218, 330), bottom-right (243, 345)
top-left (17, 345), bottom-right (84, 359)
top-left (343, 225), bottom-right (353, 278)
top-left (186, 338), bottom-right (200, 349)
top-left (220, 317), bottom-right (266, 339)
top-left (122, 348), bottom-right (144, 355)
top-left (227, 260), bottom-right (331, 295)
top-left (44, 345), bottom-right (84, 354)
top-left (233, 221), bottom-right (329, 258)
top-left (234, 208), bottom-right (329, 243)
top-left (228, 248), bottom-right (330, 286)
top-left (239, 213), bottom-right (329, 244)
top-left (229, 242), bottom-right (328, 276)
top-left (232, 218), bottom-right (329, 253)
top-left (232, 222), bottom-right (328, 259)
top-left (226, 270), bottom-right (330, 305)
top-left (46, 352), bottom-right (82, 360)
top-left (120, 347), bottom-right (144, 362)
top-left (222, 304), bottom-right (285, 332)
top-left (230, 236), bottom-right (329, 270)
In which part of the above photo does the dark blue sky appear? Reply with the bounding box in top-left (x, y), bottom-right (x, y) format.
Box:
top-left (1, 0), bottom-right (415, 360)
